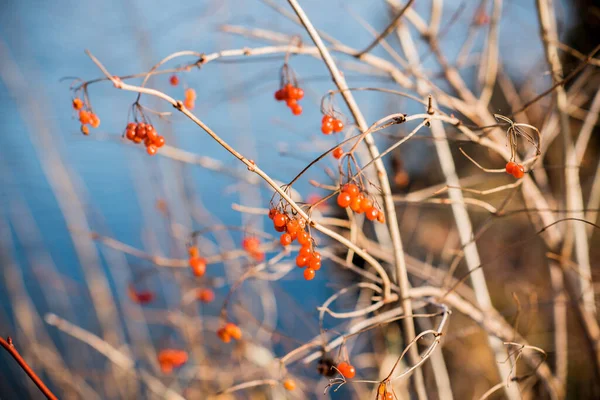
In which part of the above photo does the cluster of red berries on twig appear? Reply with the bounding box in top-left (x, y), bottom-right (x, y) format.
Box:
top-left (336, 183), bottom-right (385, 223)
top-left (124, 122), bottom-right (166, 156)
top-left (321, 114), bottom-right (344, 135)
top-left (274, 83), bottom-right (304, 115)
top-left (157, 349), bottom-right (188, 374)
top-left (242, 236), bottom-right (265, 262)
top-left (217, 322), bottom-right (242, 343)
top-left (268, 208), bottom-right (321, 281)
top-left (73, 98), bottom-right (100, 135)
top-left (188, 246), bottom-right (207, 277)
top-left (505, 161), bottom-right (525, 178)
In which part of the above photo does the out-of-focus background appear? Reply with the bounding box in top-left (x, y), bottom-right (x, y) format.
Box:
top-left (0, 0), bottom-right (599, 399)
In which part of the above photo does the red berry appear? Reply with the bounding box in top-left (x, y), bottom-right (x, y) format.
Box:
top-left (188, 246), bottom-right (200, 258)
top-left (169, 75), bottom-right (179, 86)
top-left (275, 89), bottom-right (284, 101)
top-left (505, 161), bottom-right (516, 174)
top-left (376, 210), bottom-right (385, 224)
top-left (147, 145), bottom-right (158, 156)
top-left (332, 119), bottom-right (344, 133)
top-left (360, 197), bottom-right (374, 212)
top-left (72, 98), bottom-right (84, 110)
top-left (304, 267), bottom-right (316, 280)
top-left (333, 147), bottom-right (344, 159)
top-left (242, 237), bottom-right (260, 252)
top-left (286, 220), bottom-right (300, 235)
top-left (197, 288), bottom-right (215, 303)
top-left (342, 184), bottom-right (359, 197)
top-left (283, 379), bottom-right (296, 391)
top-left (338, 362), bottom-right (356, 378)
top-left (224, 322), bottom-right (242, 340)
top-left (291, 104), bottom-right (302, 115)
top-left (365, 207), bottom-right (379, 221)
top-left (154, 135), bottom-right (166, 148)
top-left (295, 88), bottom-right (304, 100)
top-left (299, 246), bottom-right (312, 257)
top-left (337, 192), bottom-right (352, 208)
top-left (280, 233), bottom-right (292, 246)
top-left (273, 213), bottom-right (287, 228)
top-left (321, 122), bottom-right (333, 135)
top-left (513, 164), bottom-right (525, 178)
top-left (322, 115), bottom-right (333, 124)
top-left (296, 254), bottom-right (309, 268)
top-left (189, 257), bottom-right (207, 277)
top-left (350, 196), bottom-right (363, 213)
top-left (309, 253), bottom-right (321, 270)
top-left (268, 208), bottom-right (277, 219)
top-left (286, 98), bottom-right (297, 108)
top-left (297, 231), bottom-right (311, 246)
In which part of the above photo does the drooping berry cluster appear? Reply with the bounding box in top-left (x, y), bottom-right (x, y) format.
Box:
top-left (268, 208), bottom-right (321, 281)
top-left (217, 322), bottom-right (242, 343)
top-left (337, 361), bottom-right (356, 379)
top-left (274, 83), bottom-right (304, 115)
top-left (336, 184), bottom-right (385, 223)
top-left (321, 115), bottom-right (344, 135)
top-left (505, 161), bottom-right (525, 178)
top-left (157, 349), bottom-right (188, 374)
top-left (124, 122), bottom-right (166, 156)
top-left (242, 236), bottom-right (265, 262)
top-left (184, 88), bottom-right (196, 110)
top-left (73, 98), bottom-right (100, 135)
top-left (188, 246), bottom-right (207, 277)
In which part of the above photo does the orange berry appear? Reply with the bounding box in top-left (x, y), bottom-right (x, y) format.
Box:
top-left (280, 233), bottom-right (292, 246)
top-left (242, 237), bottom-right (260, 252)
top-left (376, 210), bottom-right (385, 224)
top-left (350, 196), bottom-right (363, 213)
top-left (333, 147), bottom-right (343, 159)
top-left (188, 246), bottom-right (200, 258)
top-left (169, 75), bottom-right (179, 86)
top-left (273, 213), bottom-right (287, 228)
top-left (321, 121), bottom-right (333, 135)
top-left (250, 250), bottom-right (265, 262)
top-left (337, 192), bottom-right (352, 208)
top-left (360, 197), bottom-right (373, 212)
top-left (309, 253), bottom-right (321, 270)
top-left (81, 125), bottom-right (90, 135)
top-left (78, 110), bottom-right (91, 125)
top-left (385, 392), bottom-right (394, 400)
top-left (332, 119), bottom-right (344, 133)
top-left (342, 184), bottom-right (359, 197)
top-left (185, 88), bottom-right (197, 101)
top-left (197, 288), bottom-right (215, 303)
top-left (297, 230), bottom-right (310, 246)
top-left (89, 113), bottom-right (100, 128)
top-left (299, 246), bottom-right (312, 257)
top-left (189, 257), bottom-right (207, 277)
top-left (72, 98), bottom-right (84, 110)
top-left (283, 379), bottom-right (296, 391)
top-left (304, 267), bottom-right (316, 280)
top-left (365, 207), bottom-right (379, 221)
top-left (224, 323), bottom-right (242, 340)
top-left (183, 97), bottom-right (195, 110)
top-left (268, 208), bottom-right (277, 219)
top-left (337, 362), bottom-right (356, 378)
top-left (296, 254), bottom-right (309, 268)
top-left (154, 135), bottom-right (166, 148)
top-left (513, 164), bottom-right (525, 178)
top-left (146, 145), bottom-right (157, 156)
top-left (125, 129), bottom-right (136, 140)
top-left (322, 115), bottom-right (334, 124)
top-left (217, 328), bottom-right (231, 343)
top-left (291, 103), bottom-right (302, 115)
top-left (286, 219), bottom-right (300, 235)
top-left (505, 161), bottom-right (516, 174)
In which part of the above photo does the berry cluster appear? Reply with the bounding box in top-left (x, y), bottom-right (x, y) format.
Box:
top-left (321, 115), bottom-right (344, 135)
top-left (157, 349), bottom-right (188, 374)
top-left (505, 161), bottom-right (525, 178)
top-left (274, 83), bottom-right (304, 115)
top-left (124, 122), bottom-right (166, 156)
top-left (377, 384), bottom-right (394, 400)
top-left (188, 246), bottom-right (207, 277)
top-left (337, 361), bottom-right (356, 379)
top-left (127, 284), bottom-right (154, 304)
top-left (242, 236), bottom-right (265, 262)
top-left (196, 288), bottom-right (215, 303)
top-left (268, 208), bottom-right (321, 281)
top-left (336, 184), bottom-right (385, 223)
top-left (184, 88), bottom-right (196, 110)
top-left (73, 98), bottom-right (100, 135)
top-left (217, 322), bottom-right (242, 343)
